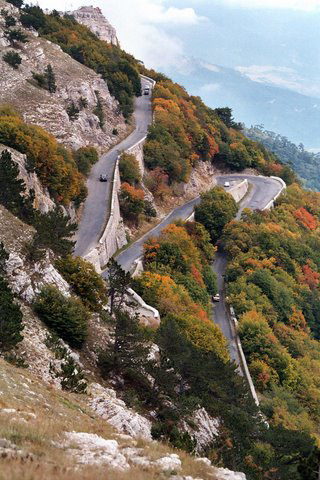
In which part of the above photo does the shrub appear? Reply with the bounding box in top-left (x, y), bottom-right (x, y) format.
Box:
top-left (93, 91), bottom-right (104, 127)
top-left (66, 101), bottom-right (80, 121)
top-left (78, 96), bottom-right (88, 109)
top-left (5, 28), bottom-right (28, 43)
top-left (31, 71), bottom-right (47, 89)
top-left (34, 285), bottom-right (89, 348)
top-left (112, 128), bottom-right (118, 135)
top-left (0, 275), bottom-right (24, 353)
top-left (6, 0), bottom-right (23, 8)
top-left (119, 153), bottom-right (141, 186)
top-left (3, 50), bottom-right (22, 69)
top-left (20, 5), bottom-right (46, 30)
top-left (144, 200), bottom-right (157, 218)
top-left (119, 182), bottom-right (144, 222)
top-left (45, 333), bottom-right (87, 393)
top-left (2, 13), bottom-right (16, 28)
top-left (56, 255), bottom-right (107, 312)
top-left (73, 146), bottom-right (98, 176)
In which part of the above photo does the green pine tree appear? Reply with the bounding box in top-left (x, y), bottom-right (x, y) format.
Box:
top-left (99, 308), bottom-right (149, 377)
top-left (32, 206), bottom-right (76, 256)
top-left (0, 243), bottom-right (24, 352)
top-left (0, 149), bottom-right (26, 215)
top-left (45, 64), bottom-right (56, 93)
top-left (106, 259), bottom-right (131, 315)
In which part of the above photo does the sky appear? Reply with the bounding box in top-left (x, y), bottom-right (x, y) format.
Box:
top-left (36, 0), bottom-right (320, 98)
top-left (36, 0), bottom-right (320, 146)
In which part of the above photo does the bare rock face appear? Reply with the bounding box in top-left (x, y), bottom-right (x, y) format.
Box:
top-left (88, 383), bottom-right (152, 440)
top-left (70, 6), bottom-right (119, 46)
top-left (181, 407), bottom-right (219, 454)
top-left (213, 468), bottom-right (247, 480)
top-left (0, 0), bottom-right (126, 150)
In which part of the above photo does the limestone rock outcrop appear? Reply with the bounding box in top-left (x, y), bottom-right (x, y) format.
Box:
top-left (88, 383), bottom-right (153, 440)
top-left (70, 6), bottom-right (119, 46)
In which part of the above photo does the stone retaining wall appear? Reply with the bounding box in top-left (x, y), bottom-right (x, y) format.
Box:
top-left (83, 157), bottom-right (127, 273)
top-left (229, 179), bottom-right (248, 203)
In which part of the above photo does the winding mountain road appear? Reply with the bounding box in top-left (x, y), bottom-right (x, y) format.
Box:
top-left (114, 173), bottom-right (284, 368)
top-left (74, 79), bottom-right (284, 367)
top-left (74, 78), bottom-right (153, 258)
top-left (115, 175), bottom-right (284, 271)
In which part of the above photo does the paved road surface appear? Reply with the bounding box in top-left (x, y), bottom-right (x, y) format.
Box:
top-left (212, 252), bottom-right (240, 364)
top-left (115, 175), bottom-right (283, 271)
top-left (74, 79), bottom-right (153, 257)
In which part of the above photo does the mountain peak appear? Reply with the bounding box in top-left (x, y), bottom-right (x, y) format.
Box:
top-left (70, 5), bottom-right (119, 46)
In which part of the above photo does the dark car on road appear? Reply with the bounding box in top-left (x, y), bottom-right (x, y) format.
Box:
top-left (99, 174), bottom-right (108, 182)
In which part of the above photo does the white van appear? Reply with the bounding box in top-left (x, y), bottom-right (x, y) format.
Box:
top-left (224, 181), bottom-right (230, 187)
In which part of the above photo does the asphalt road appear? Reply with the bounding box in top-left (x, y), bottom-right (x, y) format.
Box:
top-left (116, 175), bottom-right (284, 271)
top-left (74, 79), bottom-right (153, 257)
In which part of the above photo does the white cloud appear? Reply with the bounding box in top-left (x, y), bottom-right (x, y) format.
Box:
top-left (236, 65), bottom-right (320, 97)
top-left (217, 0), bottom-right (320, 11)
top-left (200, 82), bottom-right (221, 93)
top-left (199, 61), bottom-right (220, 73)
top-left (37, 0), bottom-right (205, 70)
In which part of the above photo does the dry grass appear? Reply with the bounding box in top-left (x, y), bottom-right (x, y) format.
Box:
top-left (0, 358), bottom-right (218, 479)
top-left (0, 461), bottom-right (166, 480)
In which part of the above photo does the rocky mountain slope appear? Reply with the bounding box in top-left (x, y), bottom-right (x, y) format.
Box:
top-left (0, 0), bottom-right (126, 150)
top-left (0, 196), bottom-right (246, 480)
top-left (69, 6), bottom-right (119, 46)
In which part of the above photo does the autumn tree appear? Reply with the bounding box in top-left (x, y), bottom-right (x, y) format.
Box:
top-left (195, 186), bottom-right (238, 243)
top-left (119, 153), bottom-right (141, 186)
top-left (56, 255), bottom-right (107, 312)
top-left (119, 182), bottom-right (145, 222)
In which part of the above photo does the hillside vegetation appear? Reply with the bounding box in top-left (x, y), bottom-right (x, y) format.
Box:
top-left (221, 184), bottom-right (320, 478)
top-left (0, 108), bottom-right (86, 205)
top-left (140, 69), bottom-right (296, 194)
top-left (245, 126), bottom-right (320, 191)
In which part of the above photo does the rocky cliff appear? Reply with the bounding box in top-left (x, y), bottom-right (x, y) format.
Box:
top-left (70, 6), bottom-right (119, 46)
top-left (0, 0), bottom-right (126, 151)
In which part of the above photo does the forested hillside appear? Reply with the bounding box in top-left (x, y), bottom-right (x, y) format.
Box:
top-left (220, 184), bottom-right (320, 478)
top-left (139, 69), bottom-right (296, 194)
top-left (245, 126), bottom-right (320, 191)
